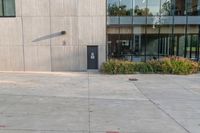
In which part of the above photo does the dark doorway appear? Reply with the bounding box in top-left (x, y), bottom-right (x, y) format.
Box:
top-left (87, 46), bottom-right (98, 69)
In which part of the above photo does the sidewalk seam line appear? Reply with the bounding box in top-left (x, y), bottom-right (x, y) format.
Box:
top-left (88, 72), bottom-right (91, 133)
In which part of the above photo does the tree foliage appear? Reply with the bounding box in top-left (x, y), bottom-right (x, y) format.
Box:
top-left (161, 1), bottom-right (172, 15)
top-left (108, 4), bottom-right (133, 16)
top-left (134, 5), bottom-right (152, 16)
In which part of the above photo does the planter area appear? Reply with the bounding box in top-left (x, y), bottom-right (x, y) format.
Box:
top-left (101, 57), bottom-right (200, 75)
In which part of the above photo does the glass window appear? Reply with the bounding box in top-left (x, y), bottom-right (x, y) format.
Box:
top-left (3, 0), bottom-right (15, 16)
top-left (186, 35), bottom-right (198, 58)
top-left (107, 0), bottom-right (133, 16)
top-left (107, 0), bottom-right (120, 16)
top-left (198, 33), bottom-right (200, 61)
top-left (107, 34), bottom-right (133, 59)
top-left (174, 0), bottom-right (186, 16)
top-left (147, 0), bottom-right (160, 16)
top-left (198, 0), bottom-right (200, 15)
top-left (186, 25), bottom-right (199, 59)
top-left (0, 0), bottom-right (3, 16)
top-left (132, 26), bottom-right (146, 61)
top-left (175, 34), bottom-right (186, 56)
top-left (107, 34), bottom-right (120, 58)
top-left (159, 25), bottom-right (173, 56)
top-left (146, 26), bottom-right (159, 59)
top-left (173, 25), bottom-right (187, 56)
top-left (119, 34), bottom-right (133, 56)
top-left (106, 0), bottom-right (200, 61)
top-left (161, 0), bottom-right (173, 16)
top-left (133, 0), bottom-right (147, 16)
top-left (186, 0), bottom-right (200, 16)
top-left (119, 0), bottom-right (133, 16)
top-left (146, 34), bottom-right (159, 59)
top-left (108, 26), bottom-right (146, 61)
top-left (0, 0), bottom-right (15, 17)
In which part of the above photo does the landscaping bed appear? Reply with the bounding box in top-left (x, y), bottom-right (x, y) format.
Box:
top-left (101, 57), bottom-right (200, 75)
top-left (199, 62), bottom-right (200, 71)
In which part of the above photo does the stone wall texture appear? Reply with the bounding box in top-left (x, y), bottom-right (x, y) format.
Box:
top-left (0, 0), bottom-right (106, 71)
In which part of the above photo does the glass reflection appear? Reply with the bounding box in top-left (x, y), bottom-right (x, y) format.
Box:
top-left (107, 0), bottom-right (200, 61)
top-left (3, 0), bottom-right (15, 16)
top-left (133, 0), bottom-right (147, 16)
top-left (119, 0), bottom-right (133, 16)
top-left (107, 0), bottom-right (119, 16)
top-left (147, 0), bottom-right (160, 16)
top-left (186, 0), bottom-right (200, 16)
top-left (174, 0), bottom-right (186, 16)
top-left (161, 0), bottom-right (173, 16)
top-left (175, 35), bottom-right (186, 56)
top-left (107, 0), bottom-right (133, 16)
top-left (187, 35), bottom-right (198, 58)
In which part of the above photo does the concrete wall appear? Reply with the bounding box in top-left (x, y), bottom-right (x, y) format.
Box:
top-left (0, 0), bottom-right (106, 71)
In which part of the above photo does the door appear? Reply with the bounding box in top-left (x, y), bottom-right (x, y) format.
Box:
top-left (87, 46), bottom-right (98, 69)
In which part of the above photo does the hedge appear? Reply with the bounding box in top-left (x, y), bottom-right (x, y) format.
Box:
top-left (101, 57), bottom-right (199, 75)
top-left (198, 62), bottom-right (200, 71)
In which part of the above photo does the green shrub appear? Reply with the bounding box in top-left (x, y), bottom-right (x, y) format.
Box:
top-left (198, 62), bottom-right (200, 71)
top-left (135, 62), bottom-right (154, 73)
top-left (101, 57), bottom-right (199, 75)
top-left (123, 61), bottom-right (136, 74)
top-left (154, 57), bottom-right (199, 75)
top-left (101, 60), bottom-right (115, 74)
top-left (160, 58), bottom-right (173, 74)
top-left (169, 57), bottom-right (199, 75)
top-left (101, 60), bottom-right (136, 74)
top-left (147, 60), bottom-right (163, 73)
top-left (171, 60), bottom-right (191, 75)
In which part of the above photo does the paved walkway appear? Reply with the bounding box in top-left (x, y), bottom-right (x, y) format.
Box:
top-left (0, 72), bottom-right (199, 133)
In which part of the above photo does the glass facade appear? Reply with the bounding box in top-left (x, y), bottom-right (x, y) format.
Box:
top-left (0, 0), bottom-right (15, 17)
top-left (107, 0), bottom-right (200, 61)
top-left (0, 0), bottom-right (3, 16)
top-left (134, 0), bottom-right (147, 16)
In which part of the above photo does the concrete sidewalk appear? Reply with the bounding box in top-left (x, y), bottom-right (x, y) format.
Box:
top-left (0, 72), bottom-right (199, 133)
